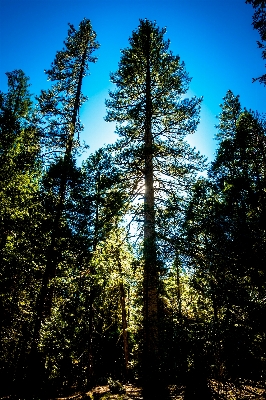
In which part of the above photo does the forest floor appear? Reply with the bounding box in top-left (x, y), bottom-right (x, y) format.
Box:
top-left (54, 383), bottom-right (183, 399)
top-left (53, 380), bottom-right (266, 400)
top-left (54, 384), bottom-right (144, 400)
top-left (1, 381), bottom-right (265, 400)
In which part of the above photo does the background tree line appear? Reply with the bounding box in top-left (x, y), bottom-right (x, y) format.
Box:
top-left (0, 2), bottom-right (265, 398)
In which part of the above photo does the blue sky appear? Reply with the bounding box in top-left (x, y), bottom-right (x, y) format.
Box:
top-left (0, 0), bottom-right (265, 162)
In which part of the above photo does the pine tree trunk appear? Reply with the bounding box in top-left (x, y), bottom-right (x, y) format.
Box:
top-left (119, 281), bottom-right (129, 374)
top-left (86, 178), bottom-right (101, 388)
top-left (175, 259), bottom-right (182, 317)
top-left (142, 30), bottom-right (160, 398)
top-left (86, 287), bottom-right (95, 388)
top-left (116, 247), bottom-right (129, 376)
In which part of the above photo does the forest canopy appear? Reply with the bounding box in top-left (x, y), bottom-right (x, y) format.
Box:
top-left (0, 7), bottom-right (265, 400)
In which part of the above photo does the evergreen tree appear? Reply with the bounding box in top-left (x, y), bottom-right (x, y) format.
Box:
top-left (246, 0), bottom-right (266, 85)
top-left (184, 90), bottom-right (266, 384)
top-left (29, 18), bottom-right (99, 387)
top-left (106, 19), bottom-right (202, 397)
top-left (76, 148), bottom-right (128, 386)
top-left (0, 70), bottom-right (40, 265)
top-left (87, 225), bottom-right (137, 381)
top-left (211, 104), bottom-right (266, 300)
top-left (29, 147), bottom-right (128, 393)
top-left (38, 18), bottom-right (99, 161)
top-left (0, 70), bottom-right (41, 393)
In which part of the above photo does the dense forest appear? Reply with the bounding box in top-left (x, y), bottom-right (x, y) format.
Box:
top-left (0, 1), bottom-right (265, 399)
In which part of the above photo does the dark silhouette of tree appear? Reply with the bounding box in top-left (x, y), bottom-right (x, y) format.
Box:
top-left (106, 19), bottom-right (202, 398)
top-left (184, 90), bottom-right (266, 388)
top-left (28, 18), bottom-right (99, 390)
top-left (246, 0), bottom-right (266, 85)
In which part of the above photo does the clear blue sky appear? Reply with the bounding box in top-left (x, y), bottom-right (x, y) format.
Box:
top-left (0, 0), bottom-right (265, 162)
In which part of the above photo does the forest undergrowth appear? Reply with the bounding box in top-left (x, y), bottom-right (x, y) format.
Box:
top-left (48, 380), bottom-right (266, 400)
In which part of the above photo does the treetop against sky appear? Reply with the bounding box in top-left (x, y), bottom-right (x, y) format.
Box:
top-left (0, 0), bottom-right (265, 162)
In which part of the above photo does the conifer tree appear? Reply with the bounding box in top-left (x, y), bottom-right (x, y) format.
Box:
top-left (0, 70), bottom-right (41, 392)
top-left (106, 19), bottom-right (202, 397)
top-left (0, 70), bottom-right (40, 263)
top-left (184, 91), bottom-right (266, 383)
top-left (30, 19), bottom-right (99, 376)
top-left (246, 0), bottom-right (266, 85)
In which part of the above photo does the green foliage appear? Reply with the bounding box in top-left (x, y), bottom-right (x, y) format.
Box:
top-left (108, 377), bottom-right (125, 394)
top-left (0, 70), bottom-right (42, 393)
top-left (0, 70), bottom-right (40, 224)
top-left (29, 19), bottom-right (100, 364)
top-left (184, 91), bottom-right (266, 383)
top-left (106, 19), bottom-right (202, 185)
top-left (106, 20), bottom-right (205, 275)
top-left (1, 15), bottom-right (265, 400)
top-left (38, 18), bottom-right (99, 160)
top-left (246, 0), bottom-right (266, 85)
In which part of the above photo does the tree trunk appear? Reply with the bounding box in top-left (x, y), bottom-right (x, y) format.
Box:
top-left (175, 260), bottom-right (182, 317)
top-left (86, 175), bottom-right (101, 388)
top-left (116, 247), bottom-right (129, 376)
top-left (119, 281), bottom-right (129, 374)
top-left (86, 287), bottom-right (95, 388)
top-left (142, 28), bottom-right (161, 399)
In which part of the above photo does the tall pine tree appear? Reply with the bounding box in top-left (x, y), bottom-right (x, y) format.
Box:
top-left (0, 70), bottom-right (41, 393)
top-left (184, 90), bottom-right (266, 384)
top-left (106, 19), bottom-right (202, 397)
top-left (30, 19), bottom-right (99, 384)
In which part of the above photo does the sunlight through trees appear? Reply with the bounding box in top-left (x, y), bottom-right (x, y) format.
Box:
top-left (0, 12), bottom-right (265, 400)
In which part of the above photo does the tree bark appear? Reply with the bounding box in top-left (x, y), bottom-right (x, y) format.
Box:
top-left (116, 247), bottom-right (129, 376)
top-left (142, 27), bottom-right (160, 398)
top-left (86, 171), bottom-right (101, 388)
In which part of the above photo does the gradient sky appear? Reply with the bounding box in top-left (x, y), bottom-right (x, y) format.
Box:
top-left (0, 0), bottom-right (265, 163)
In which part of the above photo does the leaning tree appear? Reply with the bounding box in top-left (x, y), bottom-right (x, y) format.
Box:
top-left (30, 18), bottom-right (99, 381)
